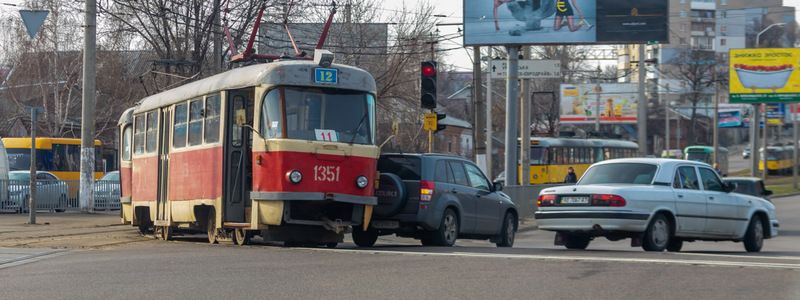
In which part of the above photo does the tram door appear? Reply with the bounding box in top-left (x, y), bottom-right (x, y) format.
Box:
top-left (223, 89), bottom-right (254, 222)
top-left (156, 109), bottom-right (171, 223)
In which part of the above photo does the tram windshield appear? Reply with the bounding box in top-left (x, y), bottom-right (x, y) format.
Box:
top-left (262, 87), bottom-right (376, 145)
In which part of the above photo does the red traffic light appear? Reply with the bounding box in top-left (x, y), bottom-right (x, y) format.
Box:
top-left (421, 65), bottom-right (436, 77)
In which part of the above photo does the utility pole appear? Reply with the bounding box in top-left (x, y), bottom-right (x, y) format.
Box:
top-left (712, 69), bottom-right (719, 166)
top-left (213, 0), bottom-right (222, 72)
top-left (28, 108), bottom-right (37, 224)
top-left (520, 46), bottom-right (531, 186)
top-left (473, 46), bottom-right (484, 165)
top-left (793, 103), bottom-right (798, 189)
top-left (486, 47), bottom-right (494, 179)
top-left (750, 104), bottom-right (759, 177)
top-left (504, 46), bottom-right (519, 186)
top-left (637, 45), bottom-right (647, 155)
top-left (79, 0), bottom-right (97, 212)
top-left (762, 104), bottom-right (768, 181)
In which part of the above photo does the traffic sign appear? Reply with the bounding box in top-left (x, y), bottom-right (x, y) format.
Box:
top-left (490, 60), bottom-right (561, 79)
top-left (423, 113), bottom-right (437, 131)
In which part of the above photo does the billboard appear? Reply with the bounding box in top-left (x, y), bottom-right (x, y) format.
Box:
top-left (766, 103), bottom-right (785, 125)
top-left (718, 111), bottom-right (743, 128)
top-left (463, 0), bottom-right (668, 46)
top-left (729, 48), bottom-right (800, 103)
top-left (559, 83), bottom-right (638, 124)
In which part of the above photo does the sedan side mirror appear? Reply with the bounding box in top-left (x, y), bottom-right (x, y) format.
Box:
top-left (764, 190), bottom-right (773, 196)
top-left (724, 182), bottom-right (737, 193)
top-left (493, 181), bottom-right (504, 192)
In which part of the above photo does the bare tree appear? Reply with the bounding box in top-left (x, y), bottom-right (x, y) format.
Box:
top-left (662, 49), bottom-right (718, 145)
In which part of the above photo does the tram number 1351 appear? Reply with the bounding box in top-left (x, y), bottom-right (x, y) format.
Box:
top-left (314, 165), bottom-right (341, 182)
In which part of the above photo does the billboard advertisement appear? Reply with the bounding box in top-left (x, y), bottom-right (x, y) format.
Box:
top-left (559, 83), bottom-right (638, 124)
top-left (729, 48), bottom-right (800, 103)
top-left (766, 103), bottom-right (785, 125)
top-left (718, 111), bottom-right (743, 128)
top-left (463, 0), bottom-right (668, 46)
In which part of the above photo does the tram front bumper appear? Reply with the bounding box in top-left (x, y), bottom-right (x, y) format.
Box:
top-left (250, 191), bottom-right (377, 232)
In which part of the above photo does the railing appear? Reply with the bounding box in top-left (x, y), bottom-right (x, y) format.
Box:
top-left (0, 179), bottom-right (120, 213)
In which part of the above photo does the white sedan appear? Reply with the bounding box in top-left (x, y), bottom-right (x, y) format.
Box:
top-left (535, 158), bottom-right (779, 252)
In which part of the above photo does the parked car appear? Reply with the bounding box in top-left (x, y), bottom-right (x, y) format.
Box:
top-left (494, 171), bottom-right (505, 186)
top-left (743, 147), bottom-right (751, 159)
top-left (535, 158), bottom-right (778, 252)
top-left (352, 154), bottom-right (518, 247)
top-left (723, 177), bottom-right (773, 201)
top-left (4, 171), bottom-right (69, 213)
top-left (94, 171), bottom-right (121, 210)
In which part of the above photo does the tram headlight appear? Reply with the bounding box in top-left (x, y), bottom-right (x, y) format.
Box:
top-left (356, 176), bottom-right (369, 189)
top-left (287, 170), bottom-right (303, 184)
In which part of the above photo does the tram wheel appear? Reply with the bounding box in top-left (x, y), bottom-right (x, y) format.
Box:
top-left (206, 208), bottom-right (218, 244)
top-left (233, 228), bottom-right (250, 246)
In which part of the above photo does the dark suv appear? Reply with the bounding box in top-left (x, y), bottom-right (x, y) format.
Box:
top-left (352, 154), bottom-right (518, 247)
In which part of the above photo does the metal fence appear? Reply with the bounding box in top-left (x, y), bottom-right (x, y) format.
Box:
top-left (0, 179), bottom-right (120, 213)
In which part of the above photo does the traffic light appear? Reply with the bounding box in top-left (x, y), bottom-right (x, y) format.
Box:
top-left (435, 112), bottom-right (446, 133)
top-left (420, 61), bottom-right (437, 109)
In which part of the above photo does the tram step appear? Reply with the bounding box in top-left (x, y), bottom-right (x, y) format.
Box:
top-left (153, 220), bottom-right (169, 226)
top-left (223, 222), bottom-right (251, 228)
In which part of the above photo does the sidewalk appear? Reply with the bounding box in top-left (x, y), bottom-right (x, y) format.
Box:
top-left (0, 212), bottom-right (146, 249)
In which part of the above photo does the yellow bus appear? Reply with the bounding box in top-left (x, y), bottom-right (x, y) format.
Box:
top-left (2, 137), bottom-right (104, 181)
top-left (520, 138), bottom-right (639, 184)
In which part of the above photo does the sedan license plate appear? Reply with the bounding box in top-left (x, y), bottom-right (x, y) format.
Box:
top-left (560, 196), bottom-right (589, 205)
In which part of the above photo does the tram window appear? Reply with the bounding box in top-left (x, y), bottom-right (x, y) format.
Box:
top-left (204, 94), bottom-right (220, 143)
top-left (530, 147), bottom-right (546, 164)
top-left (232, 96), bottom-right (244, 147)
top-left (134, 115), bottom-right (145, 154)
top-left (188, 99), bottom-right (204, 146)
top-left (122, 126), bottom-right (132, 161)
top-left (261, 89), bottom-right (282, 138)
top-left (282, 87), bottom-right (372, 144)
top-left (145, 111), bottom-right (158, 153)
top-left (173, 103), bottom-right (187, 148)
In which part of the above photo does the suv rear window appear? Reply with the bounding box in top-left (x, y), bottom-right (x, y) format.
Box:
top-left (378, 156), bottom-right (421, 180)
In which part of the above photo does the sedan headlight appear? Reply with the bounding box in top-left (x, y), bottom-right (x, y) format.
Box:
top-left (356, 176), bottom-right (369, 189)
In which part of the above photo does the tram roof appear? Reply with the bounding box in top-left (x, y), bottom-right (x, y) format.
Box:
top-left (133, 61), bottom-right (376, 114)
top-left (528, 137), bottom-right (638, 148)
top-left (118, 107), bottom-right (135, 126)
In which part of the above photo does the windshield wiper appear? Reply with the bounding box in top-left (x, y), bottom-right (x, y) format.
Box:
top-left (349, 113), bottom-right (368, 144)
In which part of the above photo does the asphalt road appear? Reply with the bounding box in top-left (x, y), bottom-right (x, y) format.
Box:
top-left (2, 196), bottom-right (800, 299)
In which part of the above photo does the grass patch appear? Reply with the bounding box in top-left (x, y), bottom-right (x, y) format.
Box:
top-left (764, 175), bottom-right (800, 196)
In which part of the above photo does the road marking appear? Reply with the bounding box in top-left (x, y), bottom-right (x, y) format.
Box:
top-left (674, 252), bottom-right (800, 261)
top-left (310, 248), bottom-right (800, 270)
top-left (0, 250), bottom-right (67, 270)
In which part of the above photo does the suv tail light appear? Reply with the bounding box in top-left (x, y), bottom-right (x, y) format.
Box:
top-left (537, 194), bottom-right (557, 207)
top-left (591, 194), bottom-right (626, 207)
top-left (420, 180), bottom-right (435, 201)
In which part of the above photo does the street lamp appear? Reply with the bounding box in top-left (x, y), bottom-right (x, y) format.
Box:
top-left (756, 23), bottom-right (786, 47)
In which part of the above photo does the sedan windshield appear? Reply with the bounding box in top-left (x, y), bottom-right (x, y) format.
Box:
top-left (579, 163), bottom-right (657, 185)
top-left (261, 87), bottom-right (376, 145)
top-left (8, 172), bottom-right (30, 182)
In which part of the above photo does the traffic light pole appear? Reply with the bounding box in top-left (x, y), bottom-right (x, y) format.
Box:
top-left (504, 46), bottom-right (519, 186)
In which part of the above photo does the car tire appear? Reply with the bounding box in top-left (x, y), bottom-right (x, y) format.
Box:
top-left (666, 238), bottom-right (683, 252)
top-left (54, 195), bottom-right (67, 213)
top-left (495, 212), bottom-right (517, 247)
top-left (431, 208), bottom-right (459, 247)
top-left (744, 215), bottom-right (765, 253)
top-left (642, 214), bottom-right (671, 252)
top-left (352, 226), bottom-right (378, 247)
top-left (563, 233), bottom-right (591, 250)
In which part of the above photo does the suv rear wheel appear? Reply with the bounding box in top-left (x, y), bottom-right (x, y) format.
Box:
top-left (431, 208), bottom-right (458, 246)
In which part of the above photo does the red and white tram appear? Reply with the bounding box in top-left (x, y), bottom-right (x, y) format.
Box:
top-left (119, 54), bottom-right (378, 246)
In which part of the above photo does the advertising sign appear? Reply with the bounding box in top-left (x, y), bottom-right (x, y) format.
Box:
top-left (559, 83), bottom-right (638, 124)
top-left (718, 111), bottom-right (742, 128)
top-left (766, 103), bottom-right (785, 125)
top-left (729, 48), bottom-right (800, 103)
top-left (489, 60), bottom-right (561, 79)
top-left (463, 0), bottom-right (668, 46)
